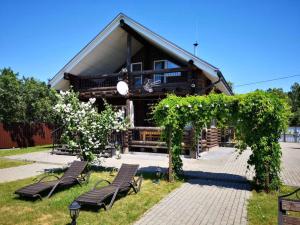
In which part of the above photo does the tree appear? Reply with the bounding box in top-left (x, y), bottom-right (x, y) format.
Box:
top-left (0, 68), bottom-right (23, 123)
top-left (21, 77), bottom-right (58, 123)
top-left (0, 67), bottom-right (58, 124)
top-left (266, 88), bottom-right (289, 101)
top-left (288, 82), bottom-right (300, 126)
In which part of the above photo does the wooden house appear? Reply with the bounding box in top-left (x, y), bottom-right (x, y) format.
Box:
top-left (49, 13), bottom-right (233, 158)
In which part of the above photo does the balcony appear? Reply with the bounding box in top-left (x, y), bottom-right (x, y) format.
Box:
top-left (65, 67), bottom-right (194, 97)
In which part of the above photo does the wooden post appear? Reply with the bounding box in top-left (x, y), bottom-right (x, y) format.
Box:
top-left (167, 127), bottom-right (174, 182)
top-left (124, 99), bottom-right (133, 154)
top-left (126, 33), bottom-right (132, 86)
top-left (188, 60), bottom-right (195, 94)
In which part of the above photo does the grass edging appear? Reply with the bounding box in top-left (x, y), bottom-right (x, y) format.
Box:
top-left (247, 185), bottom-right (299, 225)
top-left (0, 158), bottom-right (32, 169)
top-left (0, 145), bottom-right (51, 157)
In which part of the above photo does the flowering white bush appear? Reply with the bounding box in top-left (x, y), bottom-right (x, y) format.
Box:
top-left (54, 90), bottom-right (128, 162)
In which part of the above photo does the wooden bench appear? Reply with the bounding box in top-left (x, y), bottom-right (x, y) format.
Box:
top-left (278, 188), bottom-right (300, 225)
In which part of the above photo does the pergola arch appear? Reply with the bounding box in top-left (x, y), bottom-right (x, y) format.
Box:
top-left (153, 91), bottom-right (290, 191)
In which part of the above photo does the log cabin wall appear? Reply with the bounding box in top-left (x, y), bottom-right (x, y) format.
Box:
top-left (205, 128), bottom-right (221, 149)
top-left (66, 38), bottom-right (221, 158)
top-left (116, 44), bottom-right (187, 72)
top-left (113, 43), bottom-right (212, 98)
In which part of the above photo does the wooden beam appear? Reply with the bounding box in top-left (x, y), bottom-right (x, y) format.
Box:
top-left (126, 33), bottom-right (132, 72)
top-left (78, 72), bottom-right (121, 80)
top-left (130, 67), bottom-right (193, 76)
top-left (129, 127), bottom-right (162, 131)
top-left (73, 67), bottom-right (193, 80)
top-left (120, 19), bottom-right (149, 46)
top-left (126, 33), bottom-right (132, 86)
top-left (64, 73), bottom-right (79, 80)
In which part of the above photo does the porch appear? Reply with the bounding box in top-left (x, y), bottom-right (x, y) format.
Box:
top-left (129, 127), bottom-right (223, 155)
top-left (51, 126), bottom-right (224, 159)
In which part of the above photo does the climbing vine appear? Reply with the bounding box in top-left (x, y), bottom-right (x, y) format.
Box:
top-left (153, 91), bottom-right (290, 191)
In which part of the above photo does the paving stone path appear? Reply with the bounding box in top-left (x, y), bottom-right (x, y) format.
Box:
top-left (135, 181), bottom-right (250, 225)
top-left (134, 149), bottom-right (252, 225)
top-left (281, 142), bottom-right (300, 186)
top-left (0, 143), bottom-right (299, 225)
top-left (0, 163), bottom-right (63, 183)
top-left (133, 143), bottom-right (300, 225)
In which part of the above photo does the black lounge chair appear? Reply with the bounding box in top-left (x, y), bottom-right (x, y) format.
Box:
top-left (15, 161), bottom-right (89, 200)
top-left (75, 163), bottom-right (142, 210)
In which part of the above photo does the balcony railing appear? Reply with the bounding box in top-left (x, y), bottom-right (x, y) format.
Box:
top-left (77, 77), bottom-right (119, 91)
top-left (65, 67), bottom-right (193, 92)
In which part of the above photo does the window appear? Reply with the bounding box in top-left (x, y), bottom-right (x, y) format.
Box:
top-left (153, 60), bottom-right (181, 83)
top-left (131, 62), bottom-right (143, 86)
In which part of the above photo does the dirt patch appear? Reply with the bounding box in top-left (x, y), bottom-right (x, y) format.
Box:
top-left (36, 214), bottom-right (53, 225)
top-left (0, 205), bottom-right (33, 214)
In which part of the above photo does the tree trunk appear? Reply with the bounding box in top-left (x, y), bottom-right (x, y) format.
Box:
top-left (167, 128), bottom-right (174, 182)
top-left (265, 164), bottom-right (270, 193)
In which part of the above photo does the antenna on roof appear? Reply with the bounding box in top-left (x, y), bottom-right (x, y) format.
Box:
top-left (193, 41), bottom-right (199, 56)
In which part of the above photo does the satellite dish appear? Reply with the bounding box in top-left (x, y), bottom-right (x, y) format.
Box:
top-left (117, 81), bottom-right (129, 96)
top-left (143, 78), bottom-right (161, 93)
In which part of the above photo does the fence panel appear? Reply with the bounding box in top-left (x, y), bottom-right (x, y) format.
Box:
top-left (280, 127), bottom-right (300, 143)
top-left (0, 123), bottom-right (53, 148)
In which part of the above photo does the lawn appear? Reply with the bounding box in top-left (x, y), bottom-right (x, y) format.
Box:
top-left (0, 171), bottom-right (182, 225)
top-left (0, 158), bottom-right (32, 169)
top-left (0, 145), bottom-right (51, 157)
top-left (248, 185), bottom-right (299, 225)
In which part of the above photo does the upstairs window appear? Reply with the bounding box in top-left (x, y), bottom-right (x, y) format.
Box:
top-left (131, 62), bottom-right (143, 86)
top-left (153, 60), bottom-right (181, 83)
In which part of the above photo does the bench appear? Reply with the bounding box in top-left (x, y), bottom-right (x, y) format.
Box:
top-left (278, 188), bottom-right (300, 225)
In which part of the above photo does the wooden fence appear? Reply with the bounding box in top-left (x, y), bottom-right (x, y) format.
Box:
top-left (0, 123), bottom-right (53, 149)
top-left (280, 127), bottom-right (300, 143)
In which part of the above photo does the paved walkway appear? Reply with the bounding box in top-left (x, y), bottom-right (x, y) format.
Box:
top-left (281, 142), bottom-right (300, 186)
top-left (0, 163), bottom-right (63, 183)
top-left (0, 143), bottom-right (299, 225)
top-left (133, 149), bottom-right (252, 225)
top-left (135, 181), bottom-right (250, 225)
top-left (133, 142), bottom-right (300, 225)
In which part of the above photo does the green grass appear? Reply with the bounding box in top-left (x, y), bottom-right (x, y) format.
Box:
top-left (0, 171), bottom-right (182, 225)
top-left (0, 145), bottom-right (51, 157)
top-left (248, 185), bottom-right (299, 225)
top-left (0, 158), bottom-right (32, 169)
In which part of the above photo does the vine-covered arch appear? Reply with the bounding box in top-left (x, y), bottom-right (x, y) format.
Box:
top-left (153, 91), bottom-right (290, 191)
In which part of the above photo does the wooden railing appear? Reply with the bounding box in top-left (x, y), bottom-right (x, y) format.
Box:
top-left (77, 77), bottom-right (119, 90)
top-left (128, 127), bottom-right (193, 154)
top-left (129, 127), bottom-right (166, 149)
top-left (65, 67), bottom-right (193, 92)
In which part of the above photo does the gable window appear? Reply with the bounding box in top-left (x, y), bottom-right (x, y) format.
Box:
top-left (153, 60), bottom-right (181, 83)
top-left (131, 62), bottom-right (143, 86)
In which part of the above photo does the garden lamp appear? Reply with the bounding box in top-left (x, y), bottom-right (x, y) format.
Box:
top-left (69, 201), bottom-right (81, 225)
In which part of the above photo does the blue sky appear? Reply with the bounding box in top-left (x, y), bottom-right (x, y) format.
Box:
top-left (0, 0), bottom-right (299, 93)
